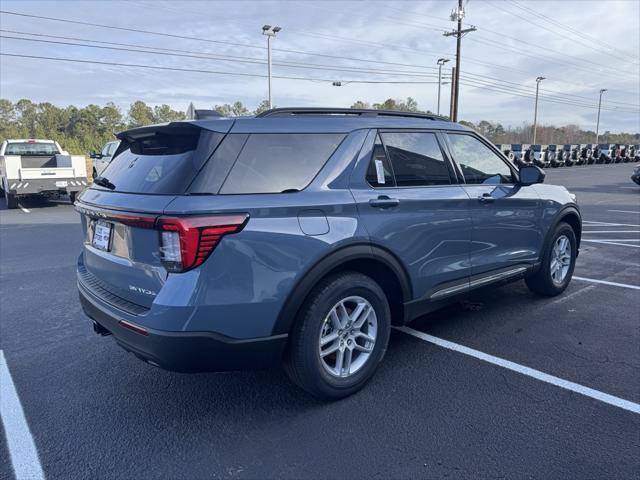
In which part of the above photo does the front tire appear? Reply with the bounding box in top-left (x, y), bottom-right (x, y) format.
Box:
top-left (526, 222), bottom-right (577, 297)
top-left (284, 272), bottom-right (391, 400)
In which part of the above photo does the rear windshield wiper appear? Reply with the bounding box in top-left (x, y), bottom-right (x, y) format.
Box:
top-left (93, 176), bottom-right (116, 190)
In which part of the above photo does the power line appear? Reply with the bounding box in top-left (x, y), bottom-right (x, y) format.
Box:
top-left (460, 70), bottom-right (639, 108)
top-left (469, 34), bottom-right (638, 78)
top-left (2, 9), bottom-right (637, 110)
top-left (0, 52), bottom-right (440, 84)
top-left (0, 34), bottom-right (444, 79)
top-left (468, 36), bottom-right (638, 80)
top-left (0, 10), bottom-right (452, 70)
top-left (508, 0), bottom-right (639, 62)
top-left (2, 52), bottom-right (635, 113)
top-left (484, 1), bottom-right (639, 65)
top-left (458, 77), bottom-right (639, 113)
top-left (4, 7), bottom-right (633, 102)
top-left (8, 31), bottom-right (632, 110)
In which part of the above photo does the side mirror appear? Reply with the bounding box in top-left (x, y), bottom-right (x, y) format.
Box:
top-left (89, 150), bottom-right (97, 158)
top-left (518, 165), bottom-right (545, 186)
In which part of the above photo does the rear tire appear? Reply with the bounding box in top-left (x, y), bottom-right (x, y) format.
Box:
top-left (4, 190), bottom-right (18, 209)
top-left (284, 271), bottom-right (391, 400)
top-left (69, 192), bottom-right (77, 204)
top-left (526, 222), bottom-right (577, 297)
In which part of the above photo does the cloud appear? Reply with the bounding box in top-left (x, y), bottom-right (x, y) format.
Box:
top-left (0, 0), bottom-right (638, 132)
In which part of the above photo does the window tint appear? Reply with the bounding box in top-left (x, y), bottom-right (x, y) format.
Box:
top-left (219, 133), bottom-right (344, 194)
top-left (447, 134), bottom-right (514, 185)
top-left (5, 142), bottom-right (59, 156)
top-left (97, 129), bottom-right (223, 194)
top-left (366, 134), bottom-right (394, 187)
top-left (381, 132), bottom-right (451, 186)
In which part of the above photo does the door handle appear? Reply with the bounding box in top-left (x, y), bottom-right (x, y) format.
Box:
top-left (369, 195), bottom-right (400, 209)
top-left (477, 193), bottom-right (495, 203)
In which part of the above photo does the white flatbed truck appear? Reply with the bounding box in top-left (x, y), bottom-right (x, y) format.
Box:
top-left (0, 139), bottom-right (88, 209)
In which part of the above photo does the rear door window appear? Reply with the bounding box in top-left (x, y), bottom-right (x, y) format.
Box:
top-left (381, 132), bottom-right (452, 186)
top-left (193, 133), bottom-right (344, 194)
top-left (97, 129), bottom-right (223, 194)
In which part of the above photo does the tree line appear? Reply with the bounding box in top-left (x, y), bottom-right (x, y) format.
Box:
top-left (1, 97), bottom-right (637, 155)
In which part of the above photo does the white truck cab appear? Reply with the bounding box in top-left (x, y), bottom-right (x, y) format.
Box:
top-left (0, 139), bottom-right (88, 209)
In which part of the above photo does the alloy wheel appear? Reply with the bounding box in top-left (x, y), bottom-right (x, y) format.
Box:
top-left (550, 235), bottom-right (572, 285)
top-left (318, 296), bottom-right (378, 378)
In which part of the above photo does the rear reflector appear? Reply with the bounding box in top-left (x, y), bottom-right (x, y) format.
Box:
top-left (119, 320), bottom-right (149, 336)
top-left (157, 214), bottom-right (248, 273)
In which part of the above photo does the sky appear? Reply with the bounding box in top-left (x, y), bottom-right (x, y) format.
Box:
top-left (0, 0), bottom-right (639, 133)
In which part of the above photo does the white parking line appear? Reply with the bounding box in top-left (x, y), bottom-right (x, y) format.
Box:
top-left (573, 276), bottom-right (640, 290)
top-left (17, 204), bottom-right (30, 214)
top-left (396, 327), bottom-right (640, 415)
top-left (608, 210), bottom-right (640, 214)
top-left (582, 230), bottom-right (640, 233)
top-left (581, 238), bottom-right (640, 242)
top-left (582, 239), bottom-right (640, 248)
top-left (583, 221), bottom-right (640, 227)
top-left (0, 350), bottom-right (45, 480)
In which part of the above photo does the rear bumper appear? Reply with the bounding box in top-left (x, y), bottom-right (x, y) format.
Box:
top-left (6, 177), bottom-right (88, 195)
top-left (78, 283), bottom-right (288, 373)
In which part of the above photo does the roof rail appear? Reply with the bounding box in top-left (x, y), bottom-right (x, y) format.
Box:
top-left (255, 107), bottom-right (450, 121)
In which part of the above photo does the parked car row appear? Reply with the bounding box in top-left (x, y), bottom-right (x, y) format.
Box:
top-left (498, 143), bottom-right (639, 168)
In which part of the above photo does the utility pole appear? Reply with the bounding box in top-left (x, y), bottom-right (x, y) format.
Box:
top-left (449, 67), bottom-right (456, 119)
top-left (437, 58), bottom-right (450, 115)
top-left (532, 76), bottom-right (545, 144)
top-left (595, 88), bottom-right (607, 144)
top-left (443, 0), bottom-right (476, 122)
top-left (262, 25), bottom-right (281, 109)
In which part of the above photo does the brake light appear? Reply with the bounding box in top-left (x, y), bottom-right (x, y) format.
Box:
top-left (157, 214), bottom-right (248, 273)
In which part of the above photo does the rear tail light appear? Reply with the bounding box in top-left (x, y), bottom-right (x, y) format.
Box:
top-left (157, 214), bottom-right (248, 273)
top-left (81, 208), bottom-right (248, 273)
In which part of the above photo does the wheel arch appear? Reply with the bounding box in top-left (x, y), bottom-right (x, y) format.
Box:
top-left (555, 206), bottom-right (582, 250)
top-left (272, 244), bottom-right (412, 336)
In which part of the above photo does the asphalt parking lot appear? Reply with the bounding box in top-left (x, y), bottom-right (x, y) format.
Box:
top-left (1, 163), bottom-right (638, 479)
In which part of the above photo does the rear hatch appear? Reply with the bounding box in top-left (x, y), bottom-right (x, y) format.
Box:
top-left (77, 120), bottom-right (233, 309)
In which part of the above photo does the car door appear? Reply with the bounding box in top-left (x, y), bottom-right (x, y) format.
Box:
top-left (350, 129), bottom-right (472, 303)
top-left (443, 132), bottom-right (543, 278)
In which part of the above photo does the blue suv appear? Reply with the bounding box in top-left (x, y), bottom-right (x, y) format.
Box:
top-left (76, 108), bottom-right (581, 399)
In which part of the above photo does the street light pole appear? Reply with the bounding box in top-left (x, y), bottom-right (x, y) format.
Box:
top-left (437, 58), bottom-right (450, 115)
top-left (532, 76), bottom-right (545, 144)
top-left (262, 25), bottom-right (281, 109)
top-left (595, 88), bottom-right (607, 144)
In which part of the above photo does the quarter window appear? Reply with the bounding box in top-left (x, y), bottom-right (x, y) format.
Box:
top-left (447, 134), bottom-right (514, 185)
top-left (219, 133), bottom-right (344, 194)
top-left (381, 132), bottom-right (451, 186)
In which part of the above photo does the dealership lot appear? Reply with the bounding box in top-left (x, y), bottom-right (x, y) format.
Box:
top-left (1, 164), bottom-right (638, 479)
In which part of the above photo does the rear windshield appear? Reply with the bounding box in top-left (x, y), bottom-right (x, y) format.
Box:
top-left (96, 129), bottom-right (223, 194)
top-left (191, 133), bottom-right (345, 194)
top-left (5, 142), bottom-right (59, 156)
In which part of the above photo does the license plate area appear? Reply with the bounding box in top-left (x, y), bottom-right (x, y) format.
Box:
top-left (92, 220), bottom-right (113, 251)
